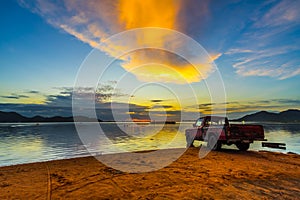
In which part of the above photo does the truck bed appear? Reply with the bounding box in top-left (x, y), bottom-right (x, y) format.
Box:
top-left (228, 124), bottom-right (264, 141)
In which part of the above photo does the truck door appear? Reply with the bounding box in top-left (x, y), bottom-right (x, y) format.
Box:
top-left (202, 117), bottom-right (227, 141)
top-left (194, 118), bottom-right (204, 140)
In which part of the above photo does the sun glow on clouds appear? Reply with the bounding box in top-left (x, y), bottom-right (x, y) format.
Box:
top-left (120, 49), bottom-right (215, 84)
top-left (118, 0), bottom-right (180, 30)
top-left (20, 0), bottom-right (217, 84)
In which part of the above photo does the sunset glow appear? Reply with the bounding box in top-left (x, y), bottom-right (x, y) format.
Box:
top-left (0, 0), bottom-right (299, 120)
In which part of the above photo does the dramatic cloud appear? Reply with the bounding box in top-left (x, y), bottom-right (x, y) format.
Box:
top-left (47, 83), bottom-right (126, 107)
top-left (26, 90), bottom-right (40, 94)
top-left (19, 0), bottom-right (218, 84)
top-left (1, 94), bottom-right (29, 99)
top-left (151, 105), bottom-right (174, 110)
top-left (1, 97), bottom-right (299, 120)
top-left (190, 99), bottom-right (300, 117)
top-left (18, 0), bottom-right (299, 83)
top-left (253, 0), bottom-right (300, 29)
top-left (224, 0), bottom-right (300, 79)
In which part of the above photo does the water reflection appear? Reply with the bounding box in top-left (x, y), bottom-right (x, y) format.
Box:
top-left (0, 122), bottom-right (299, 167)
top-left (0, 123), bottom-right (87, 166)
top-left (263, 123), bottom-right (300, 134)
top-left (259, 123), bottom-right (300, 154)
top-left (76, 123), bottom-right (189, 154)
top-left (108, 123), bottom-right (187, 151)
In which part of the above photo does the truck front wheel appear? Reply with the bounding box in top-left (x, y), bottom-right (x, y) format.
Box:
top-left (236, 143), bottom-right (250, 151)
top-left (207, 135), bottom-right (222, 151)
top-left (185, 134), bottom-right (195, 148)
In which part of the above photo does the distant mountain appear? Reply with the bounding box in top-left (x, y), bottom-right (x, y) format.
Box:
top-left (1, 109), bottom-right (299, 123)
top-left (0, 111), bottom-right (27, 122)
top-left (235, 109), bottom-right (300, 123)
top-left (0, 111), bottom-right (101, 123)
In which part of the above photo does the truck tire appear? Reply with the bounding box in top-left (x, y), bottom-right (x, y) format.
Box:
top-left (207, 135), bottom-right (222, 151)
top-left (236, 143), bottom-right (250, 151)
top-left (186, 134), bottom-right (194, 148)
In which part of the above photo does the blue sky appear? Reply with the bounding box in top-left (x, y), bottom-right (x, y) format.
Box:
top-left (0, 0), bottom-right (299, 120)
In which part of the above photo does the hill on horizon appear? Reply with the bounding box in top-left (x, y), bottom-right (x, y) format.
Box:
top-left (235, 109), bottom-right (300, 123)
top-left (0, 109), bottom-right (299, 123)
top-left (0, 111), bottom-right (101, 123)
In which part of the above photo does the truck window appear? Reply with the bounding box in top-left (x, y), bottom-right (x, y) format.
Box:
top-left (195, 118), bottom-right (203, 126)
top-left (218, 120), bottom-right (225, 125)
top-left (206, 118), bottom-right (226, 126)
top-left (208, 121), bottom-right (218, 125)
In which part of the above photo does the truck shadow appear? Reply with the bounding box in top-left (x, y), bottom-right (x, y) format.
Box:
top-left (215, 148), bottom-right (270, 159)
top-left (193, 146), bottom-right (266, 157)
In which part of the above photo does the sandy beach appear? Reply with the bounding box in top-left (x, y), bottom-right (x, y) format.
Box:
top-left (0, 148), bottom-right (299, 199)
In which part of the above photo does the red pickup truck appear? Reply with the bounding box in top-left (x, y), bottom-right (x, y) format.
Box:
top-left (185, 116), bottom-right (265, 151)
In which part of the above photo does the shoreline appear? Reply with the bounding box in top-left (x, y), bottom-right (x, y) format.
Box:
top-left (1, 147), bottom-right (299, 169)
top-left (1, 148), bottom-right (300, 199)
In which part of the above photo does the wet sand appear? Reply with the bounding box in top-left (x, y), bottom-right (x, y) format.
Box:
top-left (0, 148), bottom-right (299, 199)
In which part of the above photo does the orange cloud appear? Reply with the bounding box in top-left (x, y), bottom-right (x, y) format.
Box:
top-left (118, 0), bottom-right (180, 30)
top-left (120, 49), bottom-right (214, 84)
top-left (21, 0), bottom-right (218, 84)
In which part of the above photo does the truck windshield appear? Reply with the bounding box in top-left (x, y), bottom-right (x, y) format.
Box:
top-left (195, 118), bottom-right (204, 126)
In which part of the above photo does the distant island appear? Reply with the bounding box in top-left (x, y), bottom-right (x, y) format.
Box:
top-left (234, 109), bottom-right (300, 123)
top-left (0, 109), bottom-right (299, 123)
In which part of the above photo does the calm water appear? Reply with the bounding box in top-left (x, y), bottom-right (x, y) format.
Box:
top-left (0, 122), bottom-right (299, 167)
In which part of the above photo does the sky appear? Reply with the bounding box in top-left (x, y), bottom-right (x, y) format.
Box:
top-left (0, 0), bottom-right (299, 120)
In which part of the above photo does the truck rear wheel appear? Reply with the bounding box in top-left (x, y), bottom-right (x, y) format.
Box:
top-left (207, 135), bottom-right (222, 151)
top-left (236, 143), bottom-right (250, 151)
